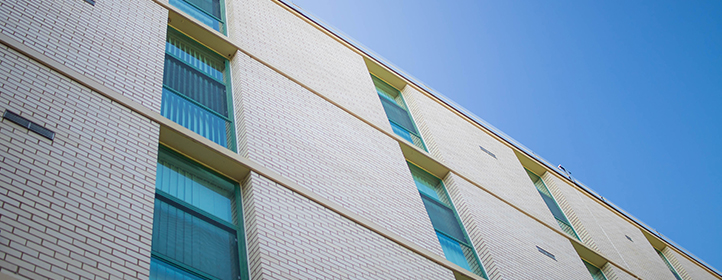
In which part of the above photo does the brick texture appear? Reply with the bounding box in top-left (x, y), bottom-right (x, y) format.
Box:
top-left (545, 174), bottom-right (676, 279)
top-left (404, 85), bottom-right (558, 227)
top-left (401, 85), bottom-right (445, 160)
top-left (0, 0), bottom-right (167, 113)
top-left (242, 172), bottom-right (455, 279)
top-left (443, 173), bottom-right (499, 279)
top-left (661, 247), bottom-right (692, 280)
top-left (0, 44), bottom-right (159, 279)
top-left (667, 246), bottom-right (714, 280)
top-left (541, 171), bottom-right (599, 250)
top-left (448, 172), bottom-right (592, 280)
top-left (228, 0), bottom-right (391, 130)
top-left (604, 263), bottom-right (636, 280)
top-left (231, 50), bottom-right (445, 256)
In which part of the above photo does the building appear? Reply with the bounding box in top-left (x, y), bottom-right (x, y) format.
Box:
top-left (0, 0), bottom-right (719, 279)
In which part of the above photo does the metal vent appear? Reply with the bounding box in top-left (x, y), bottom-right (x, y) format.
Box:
top-left (536, 246), bottom-right (556, 261)
top-left (625, 235), bottom-right (633, 242)
top-left (479, 145), bottom-right (497, 159)
top-left (3, 110), bottom-right (55, 141)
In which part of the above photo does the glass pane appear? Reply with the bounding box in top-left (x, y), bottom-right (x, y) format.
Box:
top-left (163, 54), bottom-right (228, 117)
top-left (409, 164), bottom-right (442, 201)
top-left (584, 261), bottom-right (608, 280)
top-left (150, 257), bottom-right (205, 280)
top-left (437, 232), bottom-right (472, 271)
top-left (168, 0), bottom-right (222, 32)
top-left (380, 97), bottom-right (418, 135)
top-left (152, 199), bottom-right (239, 280)
top-left (410, 133), bottom-right (426, 151)
top-left (526, 169), bottom-right (552, 197)
top-left (556, 218), bottom-right (579, 240)
top-left (539, 191), bottom-right (570, 225)
top-left (421, 196), bottom-right (467, 243)
top-left (183, 0), bottom-right (220, 19)
top-left (162, 88), bottom-right (229, 148)
top-left (390, 121), bottom-right (414, 143)
top-left (166, 28), bottom-right (225, 81)
top-left (372, 76), bottom-right (400, 100)
top-left (462, 243), bottom-right (486, 277)
top-left (156, 150), bottom-right (233, 222)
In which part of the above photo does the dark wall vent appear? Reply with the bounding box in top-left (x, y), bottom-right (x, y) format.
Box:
top-left (479, 145), bottom-right (497, 159)
top-left (536, 246), bottom-right (556, 261)
top-left (3, 110), bottom-right (55, 141)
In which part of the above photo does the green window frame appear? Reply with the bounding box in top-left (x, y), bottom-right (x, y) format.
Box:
top-left (169, 0), bottom-right (226, 33)
top-left (408, 163), bottom-right (488, 278)
top-left (372, 74), bottom-right (427, 151)
top-left (162, 27), bottom-right (236, 151)
top-left (657, 248), bottom-right (683, 280)
top-left (525, 169), bottom-right (580, 240)
top-left (583, 260), bottom-right (608, 280)
top-left (150, 145), bottom-right (248, 280)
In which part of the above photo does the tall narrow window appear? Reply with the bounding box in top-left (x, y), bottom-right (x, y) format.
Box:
top-left (150, 146), bottom-right (247, 280)
top-left (408, 163), bottom-right (487, 278)
top-left (526, 169), bottom-right (580, 240)
top-left (372, 75), bottom-right (427, 151)
top-left (162, 27), bottom-right (235, 150)
top-left (169, 0), bottom-right (225, 33)
top-left (657, 249), bottom-right (683, 280)
top-left (584, 260), bottom-right (608, 280)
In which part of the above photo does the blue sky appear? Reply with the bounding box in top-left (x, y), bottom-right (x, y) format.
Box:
top-left (289, 0), bottom-right (722, 272)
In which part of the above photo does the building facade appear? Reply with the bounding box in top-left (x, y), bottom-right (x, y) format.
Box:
top-left (0, 0), bottom-right (718, 279)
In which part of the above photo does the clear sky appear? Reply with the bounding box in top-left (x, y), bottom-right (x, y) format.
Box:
top-left (288, 0), bottom-right (722, 273)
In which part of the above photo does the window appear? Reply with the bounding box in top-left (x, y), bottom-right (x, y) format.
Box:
top-left (150, 146), bottom-right (247, 280)
top-left (408, 163), bottom-right (487, 278)
top-left (162, 27), bottom-right (236, 150)
top-left (372, 75), bottom-right (427, 151)
top-left (169, 0), bottom-right (225, 33)
top-left (583, 260), bottom-right (608, 280)
top-left (525, 169), bottom-right (580, 240)
top-left (657, 248), bottom-right (683, 280)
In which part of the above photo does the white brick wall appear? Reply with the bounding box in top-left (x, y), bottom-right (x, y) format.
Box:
top-left (0, 44), bottom-right (159, 279)
top-left (231, 50), bottom-right (444, 256)
top-left (667, 246), bottom-right (713, 280)
top-left (0, 0), bottom-right (167, 112)
top-left (242, 172), bottom-right (455, 279)
top-left (0, 0), bottom-right (718, 278)
top-left (405, 86), bottom-right (558, 227)
top-left (228, 0), bottom-right (391, 130)
top-left (603, 263), bottom-right (636, 280)
top-left (541, 171), bottom-right (599, 250)
top-left (661, 247), bottom-right (692, 280)
top-left (546, 174), bottom-right (676, 279)
top-left (448, 172), bottom-right (591, 280)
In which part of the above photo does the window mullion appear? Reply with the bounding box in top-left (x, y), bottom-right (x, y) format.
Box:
top-left (165, 52), bottom-right (225, 84)
top-left (178, 0), bottom-right (225, 23)
top-left (162, 85), bottom-right (232, 122)
top-left (156, 189), bottom-right (237, 232)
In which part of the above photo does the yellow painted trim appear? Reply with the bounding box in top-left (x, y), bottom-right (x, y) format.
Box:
top-left (0, 32), bottom-right (485, 280)
top-left (370, 71), bottom-right (404, 93)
